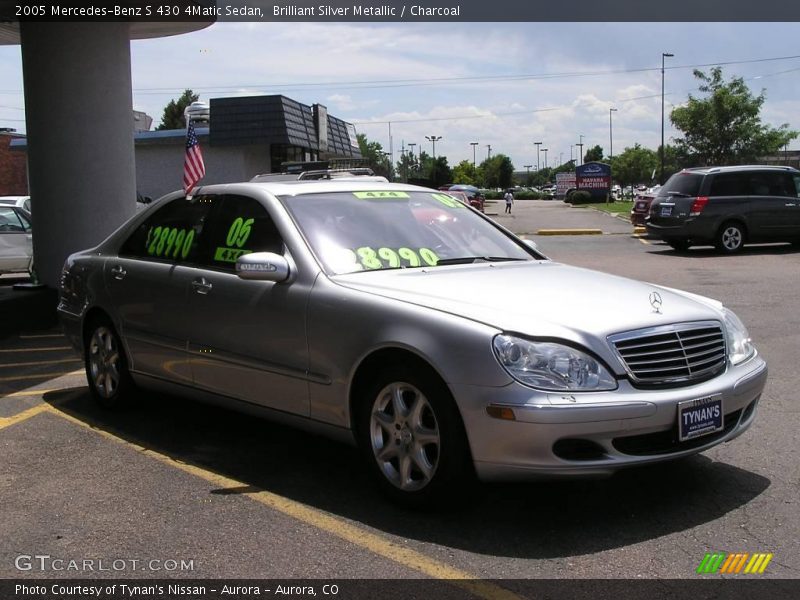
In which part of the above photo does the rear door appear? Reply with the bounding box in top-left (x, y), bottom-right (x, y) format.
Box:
top-left (106, 196), bottom-right (215, 383)
top-left (648, 172), bottom-right (704, 226)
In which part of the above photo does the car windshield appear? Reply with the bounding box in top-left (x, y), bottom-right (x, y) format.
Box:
top-left (280, 190), bottom-right (534, 274)
top-left (657, 172), bottom-right (703, 198)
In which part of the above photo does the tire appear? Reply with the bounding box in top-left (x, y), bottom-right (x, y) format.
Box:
top-left (715, 222), bottom-right (746, 253)
top-left (667, 239), bottom-right (691, 252)
top-left (84, 316), bottom-right (135, 409)
top-left (356, 364), bottom-right (474, 508)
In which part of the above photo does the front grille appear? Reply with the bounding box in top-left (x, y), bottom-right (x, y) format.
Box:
top-left (609, 322), bottom-right (726, 386)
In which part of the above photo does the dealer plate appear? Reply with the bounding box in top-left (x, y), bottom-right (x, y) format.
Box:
top-left (660, 205), bottom-right (673, 217)
top-left (678, 395), bottom-right (723, 442)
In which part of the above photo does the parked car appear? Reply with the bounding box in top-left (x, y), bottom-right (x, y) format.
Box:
top-left (0, 195), bottom-right (31, 214)
top-left (447, 184), bottom-right (485, 212)
top-left (0, 205), bottom-right (32, 274)
top-left (59, 180), bottom-right (766, 506)
top-left (630, 187), bottom-right (660, 226)
top-left (445, 189), bottom-right (484, 213)
top-left (647, 165), bottom-right (800, 253)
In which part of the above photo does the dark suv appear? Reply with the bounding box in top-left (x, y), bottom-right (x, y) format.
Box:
top-left (646, 165), bottom-right (800, 253)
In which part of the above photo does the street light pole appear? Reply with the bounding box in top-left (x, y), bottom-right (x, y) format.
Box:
top-left (577, 135), bottom-right (584, 166)
top-left (542, 148), bottom-right (549, 170)
top-left (470, 141), bottom-right (479, 167)
top-left (425, 134), bottom-right (441, 159)
top-left (486, 144), bottom-right (492, 160)
top-left (609, 107), bottom-right (618, 160)
top-left (407, 142), bottom-right (416, 176)
top-left (534, 141), bottom-right (542, 172)
top-left (661, 52), bottom-right (674, 184)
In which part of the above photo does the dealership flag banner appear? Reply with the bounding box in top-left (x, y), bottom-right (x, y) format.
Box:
top-left (183, 121), bottom-right (205, 195)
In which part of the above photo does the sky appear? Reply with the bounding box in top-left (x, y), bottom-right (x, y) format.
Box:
top-left (1, 21), bottom-right (799, 171)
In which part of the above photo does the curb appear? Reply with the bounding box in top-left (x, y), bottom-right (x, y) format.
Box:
top-left (535, 229), bottom-right (603, 236)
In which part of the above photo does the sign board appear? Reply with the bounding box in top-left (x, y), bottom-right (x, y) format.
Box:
top-left (576, 162), bottom-right (612, 197)
top-left (555, 172), bottom-right (576, 198)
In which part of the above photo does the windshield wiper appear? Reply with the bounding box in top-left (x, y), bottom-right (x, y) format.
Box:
top-left (435, 256), bottom-right (528, 266)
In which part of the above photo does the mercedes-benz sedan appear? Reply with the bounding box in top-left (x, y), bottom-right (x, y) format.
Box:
top-left (58, 181), bottom-right (767, 505)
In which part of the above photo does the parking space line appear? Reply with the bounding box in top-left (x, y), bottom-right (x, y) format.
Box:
top-left (0, 369), bottom-right (83, 382)
top-left (48, 408), bottom-right (522, 600)
top-left (2, 388), bottom-right (59, 398)
top-left (0, 358), bottom-right (81, 369)
top-left (0, 346), bottom-right (71, 353)
top-left (0, 404), bottom-right (50, 430)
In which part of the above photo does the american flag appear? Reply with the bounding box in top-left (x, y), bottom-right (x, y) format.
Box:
top-left (183, 120), bottom-right (205, 195)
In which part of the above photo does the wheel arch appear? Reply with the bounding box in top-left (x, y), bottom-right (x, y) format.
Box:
top-left (348, 347), bottom-right (456, 434)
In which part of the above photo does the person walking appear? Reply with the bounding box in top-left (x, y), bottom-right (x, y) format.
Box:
top-left (504, 189), bottom-right (514, 214)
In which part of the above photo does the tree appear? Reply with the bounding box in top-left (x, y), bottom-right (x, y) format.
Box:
top-left (670, 67), bottom-right (798, 165)
top-left (396, 150), bottom-right (419, 182)
top-left (451, 160), bottom-right (479, 186)
top-left (156, 89), bottom-right (199, 130)
top-left (357, 133), bottom-right (394, 179)
top-left (584, 145), bottom-right (604, 163)
top-left (608, 144), bottom-right (658, 190)
top-left (480, 154), bottom-right (514, 189)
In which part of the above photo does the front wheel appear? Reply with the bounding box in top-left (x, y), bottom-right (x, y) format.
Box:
top-left (357, 365), bottom-right (473, 507)
top-left (84, 317), bottom-right (135, 408)
top-left (716, 222), bottom-right (746, 253)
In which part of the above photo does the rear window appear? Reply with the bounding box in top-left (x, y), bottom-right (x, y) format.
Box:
top-left (657, 172), bottom-right (703, 198)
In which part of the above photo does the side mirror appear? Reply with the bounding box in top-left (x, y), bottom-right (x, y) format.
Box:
top-left (235, 252), bottom-right (292, 282)
top-left (522, 238), bottom-right (547, 259)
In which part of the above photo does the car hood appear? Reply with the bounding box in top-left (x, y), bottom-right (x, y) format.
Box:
top-left (333, 261), bottom-right (723, 361)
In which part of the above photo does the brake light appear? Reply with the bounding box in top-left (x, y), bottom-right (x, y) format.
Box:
top-left (690, 196), bottom-right (709, 216)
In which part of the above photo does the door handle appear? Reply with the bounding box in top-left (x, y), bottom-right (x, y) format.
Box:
top-left (191, 277), bottom-right (212, 295)
top-left (110, 265), bottom-right (126, 280)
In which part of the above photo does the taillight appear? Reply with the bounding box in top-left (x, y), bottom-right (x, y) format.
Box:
top-left (690, 196), bottom-right (709, 216)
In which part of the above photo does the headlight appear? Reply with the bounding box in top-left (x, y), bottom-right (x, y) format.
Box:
top-left (722, 308), bottom-right (755, 365)
top-left (493, 335), bottom-right (617, 391)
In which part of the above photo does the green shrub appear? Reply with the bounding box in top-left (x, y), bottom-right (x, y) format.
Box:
top-left (565, 190), bottom-right (593, 204)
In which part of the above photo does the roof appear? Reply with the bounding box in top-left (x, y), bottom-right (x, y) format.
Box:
top-left (193, 179), bottom-right (434, 198)
top-left (681, 165), bottom-right (800, 175)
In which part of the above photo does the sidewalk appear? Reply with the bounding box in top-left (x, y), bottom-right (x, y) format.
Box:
top-left (488, 199), bottom-right (635, 236)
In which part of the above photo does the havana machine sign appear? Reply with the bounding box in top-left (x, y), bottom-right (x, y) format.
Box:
top-left (576, 162), bottom-right (612, 198)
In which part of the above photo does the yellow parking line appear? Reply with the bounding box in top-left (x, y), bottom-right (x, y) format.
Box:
top-left (0, 358), bottom-right (81, 369)
top-left (0, 346), bottom-right (71, 353)
top-left (0, 404), bottom-right (50, 430)
top-left (2, 388), bottom-right (59, 398)
top-left (637, 236), bottom-right (651, 245)
top-left (49, 408), bottom-right (522, 600)
top-left (0, 369), bottom-right (83, 382)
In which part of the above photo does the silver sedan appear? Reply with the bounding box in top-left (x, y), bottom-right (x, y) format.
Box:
top-left (58, 180), bottom-right (767, 506)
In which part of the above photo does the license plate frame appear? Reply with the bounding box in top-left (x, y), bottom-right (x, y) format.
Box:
top-left (678, 395), bottom-right (723, 442)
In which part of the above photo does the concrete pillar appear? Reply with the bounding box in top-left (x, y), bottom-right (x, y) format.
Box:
top-left (20, 22), bottom-right (136, 288)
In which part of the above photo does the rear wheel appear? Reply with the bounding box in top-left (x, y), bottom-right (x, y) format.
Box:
top-left (84, 317), bottom-right (134, 408)
top-left (716, 222), bottom-right (746, 253)
top-left (356, 364), bottom-right (473, 507)
top-left (667, 239), bottom-right (691, 252)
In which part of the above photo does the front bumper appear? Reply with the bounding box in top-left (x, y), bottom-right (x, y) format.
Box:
top-left (451, 354), bottom-right (767, 481)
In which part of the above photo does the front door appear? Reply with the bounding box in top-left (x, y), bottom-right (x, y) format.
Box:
top-left (186, 194), bottom-right (311, 416)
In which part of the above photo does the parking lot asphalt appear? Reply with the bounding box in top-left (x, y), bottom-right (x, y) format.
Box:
top-left (1, 200), bottom-right (798, 590)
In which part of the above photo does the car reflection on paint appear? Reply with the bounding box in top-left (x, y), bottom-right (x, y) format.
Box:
top-left (58, 180), bottom-right (767, 506)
